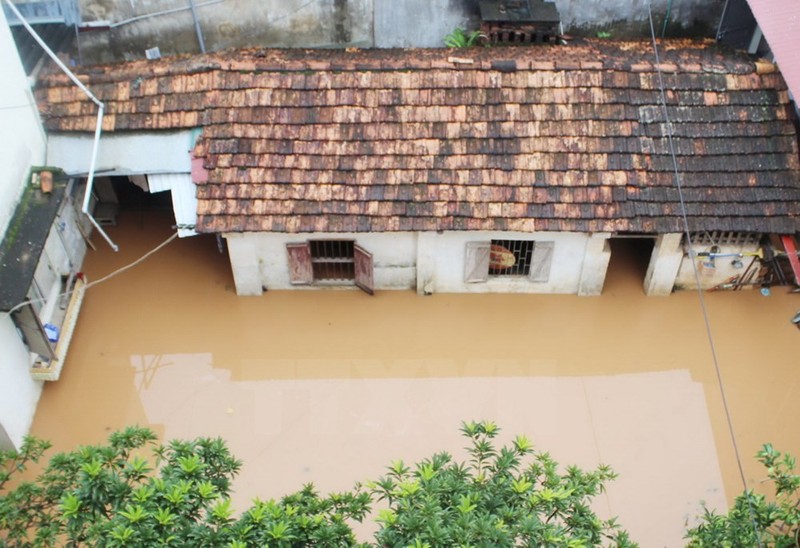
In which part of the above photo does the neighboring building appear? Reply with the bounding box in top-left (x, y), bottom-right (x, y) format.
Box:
top-left (718, 0), bottom-right (800, 102)
top-left (3, 0), bottom-right (725, 64)
top-left (37, 40), bottom-right (800, 297)
top-left (0, 6), bottom-right (91, 450)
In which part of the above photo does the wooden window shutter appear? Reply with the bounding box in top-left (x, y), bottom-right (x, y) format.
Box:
top-left (464, 241), bottom-right (490, 283)
top-left (353, 244), bottom-right (374, 295)
top-left (529, 241), bottom-right (554, 282)
top-left (286, 242), bottom-right (313, 285)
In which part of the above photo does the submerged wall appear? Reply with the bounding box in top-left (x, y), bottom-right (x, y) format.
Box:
top-left (224, 230), bottom-right (612, 296)
top-left (75, 0), bottom-right (724, 63)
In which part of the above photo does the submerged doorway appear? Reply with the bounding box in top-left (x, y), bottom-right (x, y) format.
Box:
top-left (605, 236), bottom-right (656, 294)
top-left (92, 176), bottom-right (173, 227)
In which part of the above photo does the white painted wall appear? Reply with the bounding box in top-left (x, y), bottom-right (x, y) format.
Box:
top-left (428, 231), bottom-right (593, 294)
top-left (644, 233), bottom-right (683, 296)
top-left (0, 9), bottom-right (46, 237)
top-left (226, 231), bottom-right (418, 295)
top-left (0, 317), bottom-right (43, 450)
top-left (48, 131), bottom-right (199, 236)
top-left (48, 131), bottom-right (195, 175)
top-left (577, 232), bottom-right (612, 296)
top-left (0, 8), bottom-right (47, 450)
top-left (225, 230), bottom-right (602, 295)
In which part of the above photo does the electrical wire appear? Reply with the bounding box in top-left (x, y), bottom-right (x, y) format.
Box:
top-left (1, 231), bottom-right (179, 320)
top-left (645, 3), bottom-right (763, 544)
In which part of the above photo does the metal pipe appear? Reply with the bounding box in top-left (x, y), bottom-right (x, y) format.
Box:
top-left (108, 0), bottom-right (223, 29)
top-left (4, 0), bottom-right (102, 107)
top-left (661, 0), bottom-right (673, 38)
top-left (187, 0), bottom-right (206, 53)
top-left (716, 0), bottom-right (731, 40)
top-left (81, 105), bottom-right (119, 251)
top-left (5, 0), bottom-right (119, 251)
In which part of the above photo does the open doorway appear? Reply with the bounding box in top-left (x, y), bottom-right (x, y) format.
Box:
top-left (605, 235), bottom-right (656, 294)
top-left (91, 175), bottom-right (174, 230)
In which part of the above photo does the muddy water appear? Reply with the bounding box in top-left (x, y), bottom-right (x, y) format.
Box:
top-left (30, 212), bottom-right (800, 547)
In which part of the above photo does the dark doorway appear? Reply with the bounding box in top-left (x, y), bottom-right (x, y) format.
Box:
top-left (90, 175), bottom-right (174, 230)
top-left (110, 176), bottom-right (172, 212)
top-left (605, 236), bottom-right (656, 294)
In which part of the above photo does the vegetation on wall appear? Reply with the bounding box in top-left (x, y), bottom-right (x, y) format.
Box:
top-left (443, 28), bottom-right (487, 48)
top-left (1, 421), bottom-right (634, 547)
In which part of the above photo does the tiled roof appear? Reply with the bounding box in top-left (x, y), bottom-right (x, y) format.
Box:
top-left (36, 40), bottom-right (800, 234)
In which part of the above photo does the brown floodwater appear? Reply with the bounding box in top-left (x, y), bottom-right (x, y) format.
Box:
top-left (29, 210), bottom-right (800, 547)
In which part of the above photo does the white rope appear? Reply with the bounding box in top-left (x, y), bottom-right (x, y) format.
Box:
top-left (645, 3), bottom-right (763, 544)
top-left (2, 231), bottom-right (179, 320)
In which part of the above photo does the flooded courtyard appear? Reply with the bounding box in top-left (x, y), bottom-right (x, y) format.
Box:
top-left (29, 210), bottom-right (800, 547)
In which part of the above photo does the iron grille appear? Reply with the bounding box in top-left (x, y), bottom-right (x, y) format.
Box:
top-left (687, 232), bottom-right (761, 247)
top-left (309, 240), bottom-right (355, 281)
top-left (489, 239), bottom-right (534, 276)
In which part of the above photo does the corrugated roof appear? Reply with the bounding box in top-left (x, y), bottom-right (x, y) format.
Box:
top-left (746, 0), bottom-right (800, 100)
top-left (35, 40), bottom-right (800, 234)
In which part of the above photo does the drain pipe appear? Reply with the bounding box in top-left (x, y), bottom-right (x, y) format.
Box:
top-left (82, 106), bottom-right (119, 251)
top-left (187, 0), bottom-right (206, 53)
top-left (5, 0), bottom-right (119, 251)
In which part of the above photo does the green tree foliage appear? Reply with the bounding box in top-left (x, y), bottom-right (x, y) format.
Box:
top-left (371, 421), bottom-right (634, 547)
top-left (686, 443), bottom-right (800, 547)
top-left (1, 421), bottom-right (633, 547)
top-left (0, 427), bottom-right (369, 547)
top-left (443, 28), bottom-right (487, 48)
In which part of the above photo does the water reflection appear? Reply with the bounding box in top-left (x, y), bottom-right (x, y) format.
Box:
top-left (29, 213), bottom-right (800, 548)
top-left (132, 353), bottom-right (725, 546)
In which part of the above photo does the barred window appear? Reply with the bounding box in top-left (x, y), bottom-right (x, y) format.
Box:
top-left (488, 240), bottom-right (535, 276)
top-left (686, 232), bottom-right (761, 247)
top-left (286, 240), bottom-right (374, 294)
top-left (465, 240), bottom-right (554, 283)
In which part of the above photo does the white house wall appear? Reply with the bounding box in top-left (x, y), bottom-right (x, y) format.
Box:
top-left (428, 232), bottom-right (595, 294)
top-left (0, 8), bottom-right (47, 450)
top-left (225, 231), bottom-right (604, 295)
top-left (47, 132), bottom-right (199, 237)
top-left (226, 232), bottom-right (417, 295)
top-left (0, 317), bottom-right (43, 450)
top-left (47, 131), bottom-right (195, 176)
top-left (0, 10), bottom-right (46, 237)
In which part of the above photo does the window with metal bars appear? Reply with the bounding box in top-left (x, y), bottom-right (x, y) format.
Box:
top-left (286, 240), bottom-right (375, 294)
top-left (489, 239), bottom-right (535, 276)
top-left (686, 232), bottom-right (761, 247)
top-left (309, 240), bottom-right (355, 281)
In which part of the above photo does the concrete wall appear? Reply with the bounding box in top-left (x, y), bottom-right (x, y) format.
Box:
top-left (373, 0), bottom-right (479, 48)
top-left (226, 231), bottom-right (418, 295)
top-left (48, 131), bottom-right (198, 236)
top-left (225, 230), bottom-right (612, 296)
top-left (48, 131), bottom-right (195, 175)
top-left (0, 8), bottom-right (47, 450)
top-left (78, 0), bottom-right (373, 63)
top-left (0, 10), bottom-right (46, 237)
top-left (75, 0), bottom-right (723, 63)
top-left (425, 231), bottom-right (595, 294)
top-left (0, 317), bottom-right (43, 450)
top-left (644, 233), bottom-right (683, 296)
top-left (558, 0), bottom-right (725, 38)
